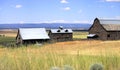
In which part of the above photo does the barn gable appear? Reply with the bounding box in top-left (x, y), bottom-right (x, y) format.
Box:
top-left (88, 18), bottom-right (120, 40)
top-left (16, 28), bottom-right (50, 44)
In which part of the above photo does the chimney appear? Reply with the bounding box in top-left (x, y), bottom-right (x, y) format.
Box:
top-left (59, 26), bottom-right (63, 30)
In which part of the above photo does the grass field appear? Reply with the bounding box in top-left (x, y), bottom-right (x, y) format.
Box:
top-left (0, 30), bottom-right (120, 70)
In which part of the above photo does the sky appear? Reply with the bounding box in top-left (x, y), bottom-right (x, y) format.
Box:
top-left (0, 0), bottom-right (120, 24)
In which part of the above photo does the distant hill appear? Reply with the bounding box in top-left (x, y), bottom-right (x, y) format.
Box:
top-left (0, 23), bottom-right (91, 30)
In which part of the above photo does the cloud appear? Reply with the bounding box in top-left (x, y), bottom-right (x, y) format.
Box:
top-left (52, 20), bottom-right (68, 23)
top-left (105, 0), bottom-right (120, 2)
top-left (73, 20), bottom-right (90, 23)
top-left (115, 16), bottom-right (120, 19)
top-left (19, 21), bottom-right (24, 24)
top-left (63, 7), bottom-right (71, 11)
top-left (60, 0), bottom-right (69, 3)
top-left (15, 5), bottom-right (22, 8)
top-left (41, 20), bottom-right (90, 23)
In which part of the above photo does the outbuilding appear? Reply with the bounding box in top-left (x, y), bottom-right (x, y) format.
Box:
top-left (88, 18), bottom-right (120, 40)
top-left (48, 26), bottom-right (73, 42)
top-left (16, 28), bottom-right (50, 44)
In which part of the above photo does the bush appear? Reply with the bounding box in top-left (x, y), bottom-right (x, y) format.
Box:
top-left (90, 63), bottom-right (104, 70)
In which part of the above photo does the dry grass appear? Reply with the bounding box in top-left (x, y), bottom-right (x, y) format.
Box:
top-left (0, 40), bottom-right (120, 70)
top-left (73, 31), bottom-right (88, 39)
top-left (24, 40), bottom-right (120, 56)
top-left (0, 29), bottom-right (17, 37)
top-left (0, 30), bottom-right (120, 70)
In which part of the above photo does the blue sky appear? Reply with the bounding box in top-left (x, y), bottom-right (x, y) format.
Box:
top-left (0, 0), bottom-right (120, 24)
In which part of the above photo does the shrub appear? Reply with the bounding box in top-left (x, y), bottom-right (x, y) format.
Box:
top-left (90, 63), bottom-right (104, 70)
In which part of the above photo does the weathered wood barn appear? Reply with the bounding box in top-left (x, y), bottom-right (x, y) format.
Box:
top-left (88, 18), bottom-right (120, 40)
top-left (48, 26), bottom-right (73, 42)
top-left (16, 28), bottom-right (50, 44)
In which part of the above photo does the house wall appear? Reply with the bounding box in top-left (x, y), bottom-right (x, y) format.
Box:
top-left (89, 19), bottom-right (108, 40)
top-left (49, 32), bottom-right (73, 42)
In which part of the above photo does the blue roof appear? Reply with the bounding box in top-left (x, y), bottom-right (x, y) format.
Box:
top-left (19, 28), bottom-right (50, 40)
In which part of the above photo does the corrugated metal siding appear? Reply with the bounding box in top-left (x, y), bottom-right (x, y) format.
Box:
top-left (19, 28), bottom-right (50, 40)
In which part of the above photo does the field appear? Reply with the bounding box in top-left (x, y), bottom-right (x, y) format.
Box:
top-left (0, 30), bottom-right (120, 70)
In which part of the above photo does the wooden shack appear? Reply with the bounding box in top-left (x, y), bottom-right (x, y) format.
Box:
top-left (88, 18), bottom-right (120, 40)
top-left (16, 28), bottom-right (50, 44)
top-left (48, 26), bottom-right (73, 42)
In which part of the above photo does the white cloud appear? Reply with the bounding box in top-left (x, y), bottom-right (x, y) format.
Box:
top-left (60, 0), bottom-right (69, 3)
top-left (41, 20), bottom-right (90, 23)
top-left (52, 20), bottom-right (68, 23)
top-left (73, 20), bottom-right (90, 23)
top-left (15, 5), bottom-right (22, 8)
top-left (63, 7), bottom-right (71, 11)
top-left (19, 21), bottom-right (24, 24)
top-left (105, 0), bottom-right (120, 2)
top-left (115, 16), bottom-right (120, 19)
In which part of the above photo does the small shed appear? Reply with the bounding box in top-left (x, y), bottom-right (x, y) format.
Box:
top-left (88, 18), bottom-right (120, 40)
top-left (48, 26), bottom-right (73, 42)
top-left (16, 28), bottom-right (50, 44)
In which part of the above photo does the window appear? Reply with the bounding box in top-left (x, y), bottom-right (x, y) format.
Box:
top-left (107, 34), bottom-right (110, 37)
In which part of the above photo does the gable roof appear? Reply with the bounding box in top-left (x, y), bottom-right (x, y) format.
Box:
top-left (101, 24), bottom-right (120, 31)
top-left (18, 28), bottom-right (50, 40)
top-left (50, 29), bottom-right (73, 33)
top-left (99, 19), bottom-right (120, 31)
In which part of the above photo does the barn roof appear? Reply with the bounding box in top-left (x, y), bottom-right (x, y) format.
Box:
top-left (99, 19), bottom-right (120, 31)
top-left (101, 24), bottom-right (120, 31)
top-left (50, 29), bottom-right (73, 33)
top-left (19, 28), bottom-right (50, 40)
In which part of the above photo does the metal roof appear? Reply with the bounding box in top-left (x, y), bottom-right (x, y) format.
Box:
top-left (99, 19), bottom-right (120, 31)
top-left (87, 34), bottom-right (96, 37)
top-left (99, 19), bottom-right (120, 24)
top-left (102, 24), bottom-right (120, 31)
top-left (19, 28), bottom-right (50, 40)
top-left (50, 29), bottom-right (73, 33)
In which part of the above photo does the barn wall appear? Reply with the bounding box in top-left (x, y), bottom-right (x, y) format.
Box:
top-left (107, 31), bottom-right (120, 40)
top-left (23, 39), bottom-right (49, 44)
top-left (49, 32), bottom-right (73, 42)
top-left (16, 33), bottom-right (23, 44)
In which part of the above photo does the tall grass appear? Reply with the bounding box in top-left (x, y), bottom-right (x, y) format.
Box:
top-left (0, 31), bottom-right (120, 70)
top-left (0, 45), bottom-right (120, 70)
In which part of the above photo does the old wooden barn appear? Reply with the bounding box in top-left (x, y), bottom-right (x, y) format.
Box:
top-left (16, 28), bottom-right (50, 44)
top-left (48, 26), bottom-right (73, 42)
top-left (88, 18), bottom-right (120, 40)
